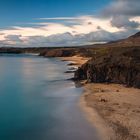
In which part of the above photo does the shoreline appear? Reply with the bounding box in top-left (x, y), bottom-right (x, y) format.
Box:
top-left (59, 55), bottom-right (111, 140)
top-left (79, 90), bottom-right (114, 140)
top-left (60, 55), bottom-right (140, 140)
top-left (60, 56), bottom-right (114, 140)
top-left (81, 84), bottom-right (140, 140)
top-left (58, 55), bottom-right (90, 67)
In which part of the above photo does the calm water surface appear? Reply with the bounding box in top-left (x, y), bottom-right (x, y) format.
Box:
top-left (0, 54), bottom-right (99, 140)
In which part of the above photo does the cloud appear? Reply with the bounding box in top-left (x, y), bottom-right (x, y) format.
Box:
top-left (102, 0), bottom-right (140, 17)
top-left (0, 15), bottom-right (119, 39)
top-left (100, 0), bottom-right (140, 33)
top-left (1, 35), bottom-right (24, 46)
top-left (5, 35), bottom-right (22, 42)
top-left (0, 14), bottom-right (122, 47)
top-left (3, 28), bottom-right (138, 47)
top-left (111, 16), bottom-right (140, 29)
top-left (0, 33), bottom-right (5, 35)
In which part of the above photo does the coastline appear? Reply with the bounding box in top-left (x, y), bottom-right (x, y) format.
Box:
top-left (79, 89), bottom-right (114, 140)
top-left (60, 56), bottom-right (114, 140)
top-left (58, 55), bottom-right (90, 66)
top-left (60, 55), bottom-right (140, 140)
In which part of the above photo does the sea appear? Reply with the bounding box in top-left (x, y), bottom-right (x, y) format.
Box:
top-left (0, 54), bottom-right (99, 140)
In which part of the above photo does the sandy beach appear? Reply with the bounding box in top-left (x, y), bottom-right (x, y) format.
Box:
top-left (61, 56), bottom-right (140, 140)
top-left (59, 55), bottom-right (90, 66)
top-left (81, 84), bottom-right (140, 140)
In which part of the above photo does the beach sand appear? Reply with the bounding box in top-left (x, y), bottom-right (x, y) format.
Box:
top-left (81, 83), bottom-right (140, 140)
top-left (59, 55), bottom-right (90, 66)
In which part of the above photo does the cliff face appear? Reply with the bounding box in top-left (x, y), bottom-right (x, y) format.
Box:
top-left (74, 47), bottom-right (140, 88)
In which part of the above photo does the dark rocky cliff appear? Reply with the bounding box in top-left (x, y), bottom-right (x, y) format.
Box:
top-left (74, 46), bottom-right (140, 88)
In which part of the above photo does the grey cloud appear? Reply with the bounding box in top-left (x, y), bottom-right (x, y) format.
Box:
top-left (88, 22), bottom-right (92, 25)
top-left (102, 0), bottom-right (140, 17)
top-left (0, 33), bottom-right (5, 35)
top-left (97, 26), bottom-right (101, 30)
top-left (84, 30), bottom-right (115, 42)
top-left (0, 41), bottom-right (7, 47)
top-left (0, 35), bottom-right (24, 47)
top-left (5, 35), bottom-right (22, 43)
top-left (111, 16), bottom-right (139, 29)
top-left (26, 32), bottom-right (74, 47)
top-left (101, 0), bottom-right (140, 30)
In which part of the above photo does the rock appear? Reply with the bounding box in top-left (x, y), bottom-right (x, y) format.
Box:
top-left (65, 70), bottom-right (75, 73)
top-left (100, 98), bottom-right (108, 102)
top-left (74, 67), bottom-right (87, 80)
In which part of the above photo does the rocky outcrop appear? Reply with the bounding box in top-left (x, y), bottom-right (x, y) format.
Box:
top-left (74, 47), bottom-right (140, 88)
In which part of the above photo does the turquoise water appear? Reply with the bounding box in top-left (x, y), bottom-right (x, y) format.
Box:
top-left (0, 54), bottom-right (99, 140)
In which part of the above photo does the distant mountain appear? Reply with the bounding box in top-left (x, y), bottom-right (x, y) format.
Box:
top-left (106, 31), bottom-right (140, 47)
top-left (130, 31), bottom-right (140, 38)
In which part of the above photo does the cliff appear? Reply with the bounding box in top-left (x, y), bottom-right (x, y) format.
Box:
top-left (73, 32), bottom-right (140, 88)
top-left (74, 46), bottom-right (140, 88)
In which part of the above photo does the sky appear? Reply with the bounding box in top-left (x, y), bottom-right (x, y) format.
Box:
top-left (0, 0), bottom-right (140, 47)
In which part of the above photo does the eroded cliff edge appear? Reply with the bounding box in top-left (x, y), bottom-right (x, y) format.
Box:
top-left (74, 46), bottom-right (140, 88)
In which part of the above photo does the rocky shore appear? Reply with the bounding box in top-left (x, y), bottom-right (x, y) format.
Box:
top-left (74, 46), bottom-right (140, 88)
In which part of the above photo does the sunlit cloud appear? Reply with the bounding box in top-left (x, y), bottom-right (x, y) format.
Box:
top-left (0, 12), bottom-right (140, 47)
